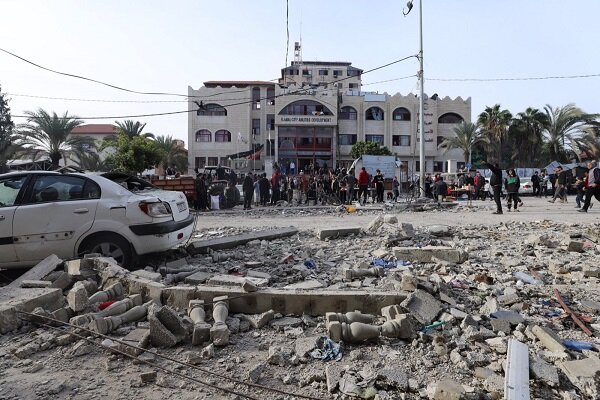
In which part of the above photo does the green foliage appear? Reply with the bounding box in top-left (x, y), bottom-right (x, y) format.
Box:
top-left (543, 104), bottom-right (599, 163)
top-left (75, 152), bottom-right (110, 172)
top-left (154, 134), bottom-right (188, 173)
top-left (350, 141), bottom-right (392, 159)
top-left (477, 104), bottom-right (513, 164)
top-left (438, 121), bottom-right (487, 164)
top-left (104, 133), bottom-right (163, 175)
top-left (16, 108), bottom-right (92, 168)
top-left (0, 85), bottom-right (19, 173)
top-left (114, 120), bottom-right (154, 139)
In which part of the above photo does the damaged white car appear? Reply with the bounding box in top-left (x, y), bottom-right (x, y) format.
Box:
top-left (0, 171), bottom-right (194, 268)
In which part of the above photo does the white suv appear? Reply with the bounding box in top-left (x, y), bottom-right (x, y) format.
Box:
top-left (0, 171), bottom-right (194, 268)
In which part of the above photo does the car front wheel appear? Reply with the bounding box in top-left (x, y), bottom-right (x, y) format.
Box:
top-left (79, 233), bottom-right (135, 268)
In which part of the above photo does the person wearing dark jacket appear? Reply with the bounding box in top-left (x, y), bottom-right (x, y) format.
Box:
top-left (259, 173), bottom-right (270, 206)
top-left (433, 176), bottom-right (448, 205)
top-left (483, 161), bottom-right (503, 214)
top-left (242, 173), bottom-right (254, 210)
top-left (373, 169), bottom-right (385, 203)
top-left (549, 166), bottom-right (568, 203)
top-left (504, 168), bottom-right (521, 212)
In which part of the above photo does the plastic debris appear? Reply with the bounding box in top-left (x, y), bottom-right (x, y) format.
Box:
top-left (513, 271), bottom-right (543, 285)
top-left (309, 336), bottom-right (343, 361)
top-left (563, 340), bottom-right (594, 351)
top-left (303, 260), bottom-right (316, 269)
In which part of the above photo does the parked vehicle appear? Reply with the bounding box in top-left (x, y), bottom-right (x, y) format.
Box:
top-left (0, 170), bottom-right (194, 269)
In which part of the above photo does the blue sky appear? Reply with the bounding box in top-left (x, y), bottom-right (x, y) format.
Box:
top-left (1, 0), bottom-right (599, 144)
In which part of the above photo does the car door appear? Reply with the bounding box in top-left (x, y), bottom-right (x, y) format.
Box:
top-left (0, 174), bottom-right (30, 263)
top-left (12, 174), bottom-right (101, 263)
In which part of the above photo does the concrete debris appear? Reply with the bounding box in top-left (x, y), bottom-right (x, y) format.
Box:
top-left (400, 289), bottom-right (442, 325)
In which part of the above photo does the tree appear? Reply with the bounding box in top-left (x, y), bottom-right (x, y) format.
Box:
top-left (155, 134), bottom-right (188, 173)
top-left (350, 141), bottom-right (392, 159)
top-left (104, 133), bottom-right (163, 175)
top-left (0, 85), bottom-right (20, 173)
top-left (74, 152), bottom-right (110, 172)
top-left (508, 107), bottom-right (549, 167)
top-left (438, 121), bottom-right (487, 165)
top-left (477, 104), bottom-right (513, 164)
top-left (114, 120), bottom-right (154, 139)
top-left (16, 109), bottom-right (93, 169)
top-left (543, 104), bottom-right (598, 162)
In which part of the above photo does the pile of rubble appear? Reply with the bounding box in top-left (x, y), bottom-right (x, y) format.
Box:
top-left (1, 216), bottom-right (600, 399)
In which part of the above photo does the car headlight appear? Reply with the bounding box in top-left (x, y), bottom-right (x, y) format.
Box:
top-left (139, 201), bottom-right (172, 217)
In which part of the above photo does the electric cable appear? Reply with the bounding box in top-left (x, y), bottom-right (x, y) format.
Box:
top-left (16, 310), bottom-right (322, 400)
top-left (428, 73), bottom-right (600, 82)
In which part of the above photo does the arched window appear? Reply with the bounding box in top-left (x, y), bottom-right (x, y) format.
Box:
top-left (195, 129), bottom-right (212, 142)
top-left (393, 107), bottom-right (411, 121)
top-left (215, 130), bottom-right (231, 142)
top-left (438, 113), bottom-right (464, 124)
top-left (278, 100), bottom-right (333, 116)
top-left (266, 87), bottom-right (275, 105)
top-left (365, 107), bottom-right (384, 121)
top-left (339, 106), bottom-right (357, 120)
top-left (197, 104), bottom-right (227, 116)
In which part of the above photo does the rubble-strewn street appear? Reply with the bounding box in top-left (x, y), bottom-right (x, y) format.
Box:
top-left (1, 198), bottom-right (600, 400)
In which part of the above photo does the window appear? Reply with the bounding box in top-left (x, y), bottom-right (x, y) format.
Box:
top-left (195, 157), bottom-right (206, 169)
top-left (197, 103), bottom-right (227, 116)
top-left (438, 113), bottom-right (464, 124)
top-left (267, 114), bottom-right (275, 130)
top-left (279, 100), bottom-right (333, 115)
top-left (338, 134), bottom-right (357, 145)
top-left (0, 175), bottom-right (28, 207)
top-left (366, 135), bottom-right (384, 144)
top-left (287, 68), bottom-right (299, 75)
top-left (437, 136), bottom-right (445, 147)
top-left (252, 119), bottom-right (261, 136)
top-left (392, 135), bottom-right (411, 146)
top-left (457, 162), bottom-right (466, 171)
top-left (266, 87), bottom-right (275, 105)
top-left (267, 139), bottom-right (275, 156)
top-left (434, 161), bottom-right (445, 172)
top-left (195, 129), bottom-right (211, 142)
top-left (30, 175), bottom-right (100, 203)
top-left (339, 106), bottom-right (357, 120)
top-left (215, 130), bottom-right (232, 142)
top-left (365, 107), bottom-right (384, 121)
top-left (393, 107), bottom-right (411, 121)
top-left (302, 69), bottom-right (311, 77)
top-left (252, 87), bottom-right (261, 109)
top-left (333, 69), bottom-right (343, 78)
top-left (347, 69), bottom-right (360, 77)
top-left (348, 83), bottom-right (359, 89)
top-left (318, 69), bottom-right (328, 76)
top-left (208, 157), bottom-right (218, 166)
top-left (416, 161), bottom-right (421, 172)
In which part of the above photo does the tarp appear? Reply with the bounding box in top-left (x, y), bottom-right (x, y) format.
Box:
top-left (361, 155), bottom-right (397, 178)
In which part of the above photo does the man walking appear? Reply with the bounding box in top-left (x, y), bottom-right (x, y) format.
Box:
top-left (242, 173), bottom-right (254, 210)
top-left (358, 167), bottom-right (369, 205)
top-left (578, 161), bottom-right (600, 212)
top-left (482, 161), bottom-right (503, 214)
top-left (549, 166), bottom-right (568, 203)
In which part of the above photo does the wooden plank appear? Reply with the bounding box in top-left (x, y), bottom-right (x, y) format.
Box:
top-left (504, 339), bottom-right (530, 400)
top-left (8, 254), bottom-right (63, 288)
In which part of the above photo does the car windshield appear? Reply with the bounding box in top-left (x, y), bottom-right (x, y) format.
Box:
top-left (101, 172), bottom-right (157, 192)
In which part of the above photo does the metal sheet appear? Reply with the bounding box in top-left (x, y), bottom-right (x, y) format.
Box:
top-left (504, 339), bottom-right (530, 400)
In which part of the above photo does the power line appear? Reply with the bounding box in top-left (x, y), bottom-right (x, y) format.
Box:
top-left (11, 54), bottom-right (418, 120)
top-left (428, 73), bottom-right (600, 82)
top-left (362, 74), bottom-right (417, 86)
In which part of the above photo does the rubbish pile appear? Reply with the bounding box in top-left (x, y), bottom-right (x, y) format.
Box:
top-left (1, 216), bottom-right (600, 399)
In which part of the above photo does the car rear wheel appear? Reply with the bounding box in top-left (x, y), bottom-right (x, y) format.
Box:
top-left (80, 233), bottom-right (135, 268)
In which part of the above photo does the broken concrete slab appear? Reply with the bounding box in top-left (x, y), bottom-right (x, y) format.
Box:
top-left (400, 289), bottom-right (442, 325)
top-left (531, 325), bottom-right (567, 354)
top-left (530, 355), bottom-right (560, 387)
top-left (131, 270), bottom-right (162, 282)
top-left (208, 274), bottom-right (268, 288)
top-left (20, 280), bottom-right (52, 289)
top-left (317, 226), bottom-right (361, 240)
top-left (0, 287), bottom-right (64, 334)
top-left (184, 271), bottom-right (211, 285)
top-left (393, 246), bottom-right (467, 264)
top-left (282, 280), bottom-right (324, 290)
top-left (427, 379), bottom-right (465, 400)
top-left (161, 286), bottom-right (196, 310)
top-left (559, 356), bottom-right (600, 398)
top-left (187, 227), bottom-right (299, 255)
top-left (194, 286), bottom-right (407, 316)
top-left (66, 282), bottom-right (89, 312)
top-left (119, 328), bottom-right (150, 357)
top-left (125, 276), bottom-right (165, 304)
top-left (8, 254), bottom-right (62, 288)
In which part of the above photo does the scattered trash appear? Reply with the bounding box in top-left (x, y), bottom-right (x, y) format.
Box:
top-left (303, 260), bottom-right (316, 269)
top-left (309, 336), bottom-right (343, 361)
top-left (513, 271), bottom-right (543, 285)
top-left (563, 340), bottom-right (594, 351)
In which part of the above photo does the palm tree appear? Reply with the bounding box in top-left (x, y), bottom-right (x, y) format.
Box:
top-left (438, 122), bottom-right (487, 165)
top-left (114, 120), bottom-right (154, 139)
top-left (74, 152), bottom-right (110, 172)
top-left (574, 125), bottom-right (600, 160)
top-left (477, 104), bottom-right (513, 164)
top-left (0, 132), bottom-right (21, 173)
top-left (543, 104), bottom-right (599, 162)
top-left (508, 107), bottom-right (549, 167)
top-left (155, 134), bottom-right (188, 173)
top-left (16, 109), bottom-right (93, 169)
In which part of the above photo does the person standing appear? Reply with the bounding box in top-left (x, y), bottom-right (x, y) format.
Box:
top-left (392, 176), bottom-right (400, 202)
top-left (504, 168), bottom-right (521, 212)
top-left (358, 167), bottom-right (369, 205)
top-left (482, 161), bottom-right (503, 214)
top-left (373, 169), bottom-right (385, 203)
top-left (540, 171), bottom-right (549, 198)
top-left (242, 173), bottom-right (254, 210)
top-left (259, 173), bottom-right (270, 206)
top-left (578, 161), bottom-right (600, 212)
top-left (549, 166), bottom-right (568, 203)
top-left (345, 170), bottom-right (357, 204)
top-left (531, 171), bottom-right (540, 197)
top-left (253, 175), bottom-right (260, 207)
top-left (270, 169), bottom-right (280, 204)
top-left (574, 173), bottom-right (586, 209)
top-left (289, 161), bottom-right (296, 175)
top-left (433, 176), bottom-right (448, 205)
top-left (474, 171), bottom-right (485, 200)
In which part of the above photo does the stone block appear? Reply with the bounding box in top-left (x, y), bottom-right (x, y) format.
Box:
top-left (295, 336), bottom-right (318, 357)
top-left (161, 287), bottom-right (196, 310)
top-left (149, 315), bottom-right (178, 348)
top-left (207, 274), bottom-right (268, 288)
top-left (119, 328), bottom-right (150, 357)
top-left (567, 241), bottom-right (584, 253)
top-left (530, 355), bottom-right (559, 387)
top-left (427, 379), bottom-right (465, 400)
top-left (20, 280), bottom-right (52, 288)
top-left (393, 246), bottom-right (467, 264)
top-left (131, 270), bottom-right (162, 282)
top-left (184, 271), bottom-right (211, 284)
top-left (155, 306), bottom-right (188, 340)
top-left (210, 324), bottom-right (229, 346)
top-left (326, 363), bottom-right (346, 393)
top-left (187, 227), bottom-right (299, 255)
top-left (66, 259), bottom-right (94, 278)
top-left (246, 270), bottom-right (272, 281)
top-left (282, 280), bottom-right (324, 290)
top-left (66, 282), bottom-right (88, 312)
top-left (532, 325), bottom-right (567, 354)
top-left (140, 371), bottom-right (157, 383)
top-left (400, 289), bottom-right (442, 325)
top-left (50, 272), bottom-right (73, 290)
top-left (497, 292), bottom-right (520, 306)
top-left (7, 254), bottom-right (62, 288)
top-left (381, 305), bottom-right (404, 321)
top-left (317, 226), bottom-right (362, 240)
top-left (0, 287), bottom-right (64, 332)
top-left (559, 356), bottom-right (600, 397)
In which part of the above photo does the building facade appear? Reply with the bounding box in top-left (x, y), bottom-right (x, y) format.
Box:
top-left (188, 61), bottom-right (471, 176)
